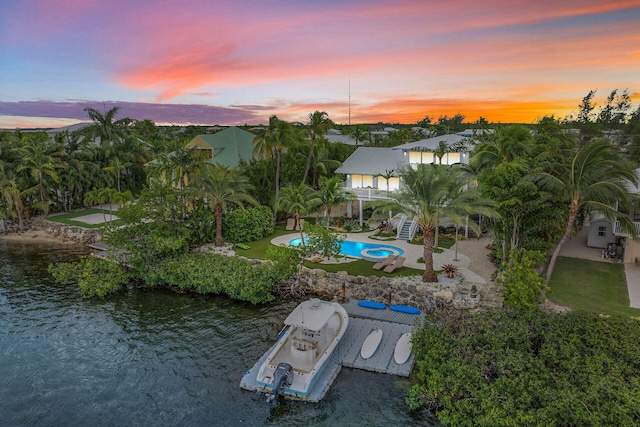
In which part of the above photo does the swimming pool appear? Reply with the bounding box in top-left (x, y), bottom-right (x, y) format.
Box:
top-left (288, 238), bottom-right (404, 261)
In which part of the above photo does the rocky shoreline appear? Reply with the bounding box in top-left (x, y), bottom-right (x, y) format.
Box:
top-left (4, 218), bottom-right (503, 311)
top-left (0, 218), bottom-right (101, 245)
top-left (284, 268), bottom-right (489, 313)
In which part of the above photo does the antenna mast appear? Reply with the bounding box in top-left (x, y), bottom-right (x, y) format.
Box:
top-left (348, 78), bottom-right (351, 126)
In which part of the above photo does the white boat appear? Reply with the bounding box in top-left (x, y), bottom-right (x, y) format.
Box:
top-left (256, 298), bottom-right (349, 402)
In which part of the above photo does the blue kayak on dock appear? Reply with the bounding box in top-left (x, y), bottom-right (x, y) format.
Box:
top-left (357, 300), bottom-right (387, 310)
top-left (389, 305), bottom-right (421, 315)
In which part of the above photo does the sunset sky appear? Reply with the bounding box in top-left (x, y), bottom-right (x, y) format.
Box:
top-left (1, 0), bottom-right (639, 129)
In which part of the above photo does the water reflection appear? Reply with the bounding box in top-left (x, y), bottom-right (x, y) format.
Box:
top-left (0, 239), bottom-right (437, 426)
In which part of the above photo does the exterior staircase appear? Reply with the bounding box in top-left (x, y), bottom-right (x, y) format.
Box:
top-left (395, 214), bottom-right (418, 241)
top-left (398, 220), bottom-right (413, 240)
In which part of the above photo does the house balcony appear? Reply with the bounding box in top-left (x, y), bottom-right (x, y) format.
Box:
top-left (343, 186), bottom-right (392, 200)
top-left (614, 220), bottom-right (640, 237)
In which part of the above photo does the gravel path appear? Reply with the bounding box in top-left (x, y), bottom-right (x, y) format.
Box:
top-left (452, 231), bottom-right (504, 308)
top-left (454, 231), bottom-right (497, 283)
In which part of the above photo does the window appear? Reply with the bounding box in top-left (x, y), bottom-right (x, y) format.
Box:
top-left (598, 226), bottom-right (607, 237)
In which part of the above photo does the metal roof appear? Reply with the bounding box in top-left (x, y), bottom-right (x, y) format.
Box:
top-left (334, 147), bottom-right (402, 175)
top-left (185, 126), bottom-right (255, 167)
top-left (392, 133), bottom-right (472, 151)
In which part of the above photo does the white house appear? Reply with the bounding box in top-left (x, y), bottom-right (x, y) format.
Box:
top-left (585, 168), bottom-right (640, 264)
top-left (612, 168), bottom-right (640, 264)
top-left (335, 133), bottom-right (473, 198)
top-left (334, 133), bottom-right (475, 233)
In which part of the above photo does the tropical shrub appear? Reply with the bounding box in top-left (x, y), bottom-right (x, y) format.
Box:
top-left (223, 205), bottom-right (274, 243)
top-left (49, 256), bottom-right (131, 298)
top-left (499, 249), bottom-right (546, 309)
top-left (144, 252), bottom-right (294, 304)
top-left (341, 218), bottom-right (361, 232)
top-left (441, 264), bottom-right (458, 278)
top-left (265, 245), bottom-right (301, 277)
top-left (303, 223), bottom-right (346, 259)
top-left (409, 309), bottom-right (640, 426)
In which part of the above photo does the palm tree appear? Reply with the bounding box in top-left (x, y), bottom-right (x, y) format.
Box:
top-left (302, 111), bottom-right (332, 185)
top-left (351, 126), bottom-right (367, 146)
top-left (376, 164), bottom-right (497, 282)
top-left (434, 141), bottom-right (450, 165)
top-left (309, 139), bottom-right (341, 188)
top-left (84, 106), bottom-right (132, 147)
top-left (84, 187), bottom-right (108, 222)
top-left (253, 116), bottom-right (298, 202)
top-left (470, 125), bottom-right (534, 171)
top-left (317, 177), bottom-right (355, 228)
top-left (14, 136), bottom-right (65, 203)
top-left (377, 169), bottom-right (395, 195)
top-left (148, 144), bottom-right (204, 189)
top-left (529, 139), bottom-right (639, 285)
top-left (2, 180), bottom-right (27, 231)
top-left (103, 157), bottom-right (132, 193)
top-left (195, 163), bottom-right (258, 247)
top-left (276, 183), bottom-right (321, 245)
top-left (55, 129), bottom-right (102, 211)
top-left (111, 190), bottom-right (134, 209)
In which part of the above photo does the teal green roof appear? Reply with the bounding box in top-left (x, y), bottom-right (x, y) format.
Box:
top-left (186, 126), bottom-right (256, 167)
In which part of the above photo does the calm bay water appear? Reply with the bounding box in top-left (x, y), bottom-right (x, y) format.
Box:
top-left (0, 239), bottom-right (437, 426)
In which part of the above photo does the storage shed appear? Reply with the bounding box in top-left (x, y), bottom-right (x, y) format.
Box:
top-left (587, 218), bottom-right (614, 248)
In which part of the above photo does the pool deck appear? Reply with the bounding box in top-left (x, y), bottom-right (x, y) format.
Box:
top-left (271, 230), bottom-right (486, 284)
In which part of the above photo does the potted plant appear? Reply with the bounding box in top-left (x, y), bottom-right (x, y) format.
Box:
top-left (442, 264), bottom-right (458, 279)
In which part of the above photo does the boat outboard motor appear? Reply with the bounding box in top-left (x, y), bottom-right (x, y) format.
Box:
top-left (266, 363), bottom-right (292, 405)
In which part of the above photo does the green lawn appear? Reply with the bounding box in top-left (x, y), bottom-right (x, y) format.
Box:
top-left (548, 257), bottom-right (640, 317)
top-left (47, 209), bottom-right (124, 229)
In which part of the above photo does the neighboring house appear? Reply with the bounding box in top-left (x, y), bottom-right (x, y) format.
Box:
top-left (411, 127), bottom-right (433, 138)
top-left (44, 122), bottom-right (91, 137)
top-left (457, 128), bottom-right (495, 138)
top-left (612, 168), bottom-right (640, 263)
top-left (325, 129), bottom-right (357, 145)
top-left (392, 133), bottom-right (472, 168)
top-left (185, 126), bottom-right (256, 168)
top-left (588, 168), bottom-right (640, 263)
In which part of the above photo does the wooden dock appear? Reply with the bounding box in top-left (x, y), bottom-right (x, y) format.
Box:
top-left (240, 298), bottom-right (422, 402)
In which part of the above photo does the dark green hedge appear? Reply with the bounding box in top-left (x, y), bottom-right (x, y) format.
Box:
top-left (143, 252), bottom-right (292, 304)
top-left (223, 205), bottom-right (274, 243)
top-left (409, 309), bottom-right (640, 426)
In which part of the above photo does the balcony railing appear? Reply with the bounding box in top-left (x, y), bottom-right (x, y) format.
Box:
top-left (614, 220), bottom-right (640, 236)
top-left (344, 187), bottom-right (392, 200)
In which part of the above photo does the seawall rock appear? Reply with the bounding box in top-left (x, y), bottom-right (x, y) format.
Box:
top-left (292, 266), bottom-right (481, 312)
top-left (26, 218), bottom-right (102, 244)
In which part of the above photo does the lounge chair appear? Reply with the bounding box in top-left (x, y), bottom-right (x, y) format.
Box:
top-left (372, 255), bottom-right (396, 270)
top-left (384, 256), bottom-right (406, 273)
top-left (285, 218), bottom-right (295, 231)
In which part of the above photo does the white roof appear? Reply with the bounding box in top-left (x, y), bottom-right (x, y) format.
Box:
top-left (334, 147), bottom-right (402, 175)
top-left (326, 133), bottom-right (357, 145)
top-left (392, 133), bottom-right (471, 151)
top-left (45, 122), bottom-right (91, 135)
top-left (284, 299), bottom-right (339, 331)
